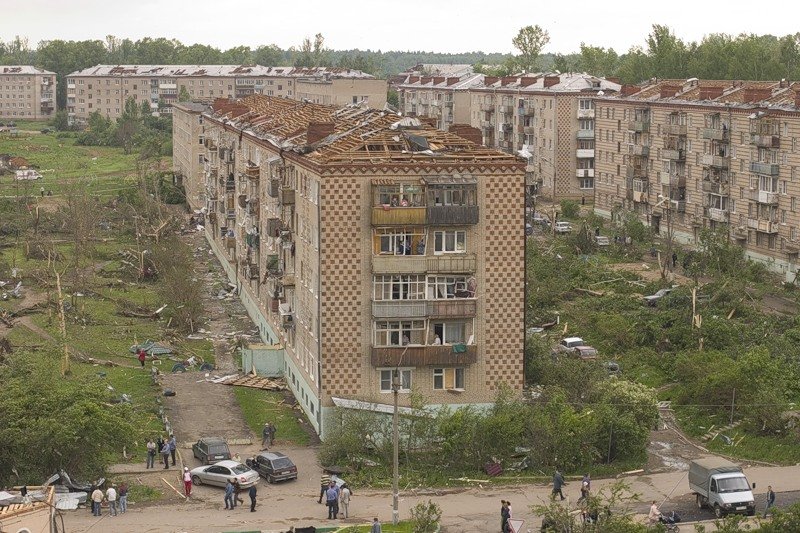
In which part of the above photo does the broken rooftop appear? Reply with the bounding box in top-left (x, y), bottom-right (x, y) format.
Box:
top-left (68, 64), bottom-right (376, 79)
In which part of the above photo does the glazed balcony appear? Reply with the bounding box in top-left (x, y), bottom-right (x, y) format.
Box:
top-left (370, 344), bottom-right (478, 367)
top-left (576, 169), bottom-right (595, 178)
top-left (281, 188), bottom-right (295, 205)
top-left (576, 149), bottom-right (595, 158)
top-left (749, 190), bottom-right (779, 205)
top-left (371, 206), bottom-right (427, 226)
top-left (577, 108), bottom-right (595, 119)
top-left (750, 162), bottom-right (780, 176)
top-left (632, 190), bottom-right (648, 203)
top-left (626, 165), bottom-right (648, 179)
top-left (372, 253), bottom-right (477, 275)
top-left (701, 181), bottom-right (728, 194)
top-left (426, 205), bottom-right (479, 225)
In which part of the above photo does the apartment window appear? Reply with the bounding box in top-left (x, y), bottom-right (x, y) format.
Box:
top-left (433, 368), bottom-right (465, 390)
top-left (374, 320), bottom-right (425, 346)
top-left (430, 184), bottom-right (476, 206)
top-left (433, 230), bottom-right (465, 254)
top-left (579, 178), bottom-right (594, 189)
top-left (427, 275), bottom-right (472, 299)
top-left (578, 99), bottom-right (594, 110)
top-left (432, 321), bottom-right (466, 344)
top-left (374, 228), bottom-right (426, 256)
top-left (380, 369), bottom-right (412, 393)
top-left (375, 183), bottom-right (424, 206)
top-left (373, 275), bottom-right (426, 300)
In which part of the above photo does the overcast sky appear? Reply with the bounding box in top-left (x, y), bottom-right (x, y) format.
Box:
top-left (3, 0), bottom-right (797, 56)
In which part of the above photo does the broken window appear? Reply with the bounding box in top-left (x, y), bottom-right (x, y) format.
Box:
top-left (427, 275), bottom-right (470, 299)
top-left (433, 368), bottom-right (465, 390)
top-left (373, 228), bottom-right (426, 256)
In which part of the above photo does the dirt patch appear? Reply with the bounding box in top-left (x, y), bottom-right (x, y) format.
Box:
top-left (646, 406), bottom-right (707, 474)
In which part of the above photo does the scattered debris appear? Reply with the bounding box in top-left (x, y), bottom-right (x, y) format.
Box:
top-left (218, 375), bottom-right (286, 391)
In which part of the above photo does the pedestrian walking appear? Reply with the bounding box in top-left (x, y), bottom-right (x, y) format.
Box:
top-left (156, 435), bottom-right (165, 457)
top-left (183, 467), bottom-right (192, 497)
top-left (648, 501), bottom-right (661, 525)
top-left (764, 485), bottom-right (776, 518)
top-left (91, 487), bottom-right (104, 516)
top-left (317, 472), bottom-right (331, 503)
top-left (160, 440), bottom-right (171, 469)
top-left (146, 437), bottom-right (156, 469)
top-left (118, 483), bottom-right (128, 513)
top-left (168, 434), bottom-right (177, 466)
top-left (500, 500), bottom-right (510, 532)
top-left (578, 473), bottom-right (591, 503)
top-left (106, 485), bottom-right (118, 516)
top-left (40, 186), bottom-right (45, 197)
top-left (325, 481), bottom-right (340, 519)
top-left (249, 484), bottom-right (257, 512)
top-left (224, 479), bottom-right (235, 510)
top-left (340, 484), bottom-right (351, 519)
top-left (371, 517), bottom-right (382, 533)
top-left (137, 348), bottom-right (147, 367)
top-left (551, 469), bottom-right (566, 501)
top-left (234, 479), bottom-right (244, 507)
top-left (268, 423), bottom-right (276, 446)
top-left (262, 422), bottom-right (271, 449)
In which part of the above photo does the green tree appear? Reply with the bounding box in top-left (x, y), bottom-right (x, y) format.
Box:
top-left (645, 24), bottom-right (688, 78)
top-left (50, 109), bottom-right (70, 131)
top-left (253, 44), bottom-right (284, 67)
top-left (512, 25), bottom-right (551, 73)
top-left (293, 33), bottom-right (329, 68)
top-left (178, 85), bottom-right (191, 102)
top-left (578, 44), bottom-right (620, 77)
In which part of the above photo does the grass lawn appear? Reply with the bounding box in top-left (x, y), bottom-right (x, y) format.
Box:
top-left (335, 522), bottom-right (414, 533)
top-left (234, 387), bottom-right (310, 446)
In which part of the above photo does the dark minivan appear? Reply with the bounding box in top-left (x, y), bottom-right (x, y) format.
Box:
top-left (246, 452), bottom-right (298, 483)
top-left (192, 437), bottom-right (231, 465)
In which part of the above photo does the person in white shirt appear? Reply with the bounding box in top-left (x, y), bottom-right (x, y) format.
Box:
top-left (648, 501), bottom-right (661, 525)
top-left (340, 484), bottom-right (352, 518)
top-left (183, 467), bottom-right (193, 497)
top-left (106, 485), bottom-right (118, 516)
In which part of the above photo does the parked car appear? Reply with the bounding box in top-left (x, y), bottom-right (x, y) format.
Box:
top-left (643, 287), bottom-right (674, 306)
top-left (595, 235), bottom-right (610, 246)
top-left (192, 437), bottom-right (231, 465)
top-left (40, 127), bottom-right (54, 134)
top-left (190, 460), bottom-right (259, 489)
top-left (574, 345), bottom-right (598, 360)
top-left (559, 337), bottom-right (585, 350)
top-left (246, 452), bottom-right (298, 483)
top-left (554, 221), bottom-right (572, 234)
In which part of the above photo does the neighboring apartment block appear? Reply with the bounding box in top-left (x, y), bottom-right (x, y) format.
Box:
top-left (594, 78), bottom-right (800, 278)
top-left (0, 66), bottom-right (57, 120)
top-left (66, 65), bottom-right (384, 124)
top-left (469, 73), bottom-right (621, 201)
top-left (173, 95), bottom-right (526, 437)
top-left (397, 73), bottom-right (484, 131)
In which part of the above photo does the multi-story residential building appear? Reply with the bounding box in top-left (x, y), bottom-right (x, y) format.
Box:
top-left (0, 66), bottom-right (57, 120)
top-left (397, 73), bottom-right (484, 130)
top-left (173, 95), bottom-right (526, 437)
top-left (172, 102), bottom-right (209, 199)
top-left (594, 78), bottom-right (800, 278)
top-left (390, 63), bottom-right (474, 88)
top-left (66, 65), bottom-right (384, 124)
top-left (469, 73), bottom-right (621, 201)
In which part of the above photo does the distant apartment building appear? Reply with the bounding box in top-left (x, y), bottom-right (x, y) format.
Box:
top-left (172, 102), bottom-right (209, 201)
top-left (594, 78), bottom-right (800, 278)
top-left (468, 73), bottom-right (621, 201)
top-left (173, 95), bottom-right (526, 437)
top-left (66, 65), bottom-right (384, 124)
top-left (397, 73), bottom-right (484, 130)
top-left (0, 66), bottom-right (57, 120)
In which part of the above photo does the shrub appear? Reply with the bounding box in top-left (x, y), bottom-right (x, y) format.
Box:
top-left (410, 499), bottom-right (441, 533)
top-left (560, 199), bottom-right (580, 218)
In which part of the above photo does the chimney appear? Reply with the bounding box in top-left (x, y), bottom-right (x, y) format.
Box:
top-left (660, 85), bottom-right (681, 98)
top-left (446, 77), bottom-right (460, 86)
top-left (420, 76), bottom-right (432, 84)
top-left (448, 124), bottom-right (483, 145)
top-left (543, 76), bottom-right (560, 88)
top-left (743, 87), bottom-right (772, 103)
top-left (519, 77), bottom-right (537, 87)
top-left (501, 76), bottom-right (517, 86)
top-left (433, 76), bottom-right (446, 85)
top-left (698, 87), bottom-right (724, 100)
top-left (408, 76), bottom-right (420, 84)
top-left (795, 91), bottom-right (800, 109)
top-left (307, 122), bottom-right (335, 144)
top-left (621, 85), bottom-right (639, 97)
top-left (484, 76), bottom-right (499, 86)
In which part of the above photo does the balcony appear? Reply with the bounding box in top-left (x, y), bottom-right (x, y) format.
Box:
top-left (281, 188), bottom-right (295, 205)
top-left (670, 200), bottom-right (686, 212)
top-left (372, 300), bottom-right (427, 319)
top-left (749, 189), bottom-right (779, 205)
top-left (664, 124), bottom-right (687, 135)
top-left (660, 172), bottom-right (686, 186)
top-left (371, 206), bottom-right (426, 226)
top-left (628, 120), bottom-right (650, 132)
top-left (523, 126), bottom-right (536, 135)
top-left (427, 299), bottom-right (477, 318)
top-left (225, 180), bottom-right (235, 192)
top-left (750, 162), bottom-right (780, 176)
top-left (370, 344), bottom-right (478, 367)
top-left (632, 190), bottom-right (648, 203)
top-left (576, 169), bottom-right (595, 178)
top-left (747, 218), bottom-right (779, 233)
top-left (479, 103), bottom-right (495, 112)
top-left (751, 134), bottom-right (780, 148)
top-left (500, 105), bottom-right (514, 115)
top-left (702, 154), bottom-right (728, 168)
top-left (67, 83), bottom-right (75, 89)
top-left (577, 108), bottom-right (595, 119)
top-left (268, 179), bottom-right (279, 198)
top-left (662, 149), bottom-right (685, 161)
top-left (427, 205), bottom-right (479, 225)
top-left (702, 127), bottom-right (729, 141)
top-left (576, 129), bottom-right (595, 140)
top-left (576, 149), bottom-right (595, 158)
top-left (630, 145), bottom-right (650, 157)
top-left (706, 207), bottom-right (729, 222)
top-left (245, 165), bottom-right (260, 179)
top-left (626, 166), bottom-right (647, 179)
top-left (372, 253), bottom-right (477, 275)
top-left (702, 181), bottom-right (727, 194)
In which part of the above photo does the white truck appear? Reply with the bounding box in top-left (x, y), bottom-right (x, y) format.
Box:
top-left (689, 457), bottom-right (755, 518)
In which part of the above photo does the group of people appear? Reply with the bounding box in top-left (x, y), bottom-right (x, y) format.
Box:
top-left (224, 478), bottom-right (257, 512)
top-left (146, 435), bottom-right (177, 469)
top-left (317, 473), bottom-right (352, 520)
top-left (90, 483), bottom-right (127, 517)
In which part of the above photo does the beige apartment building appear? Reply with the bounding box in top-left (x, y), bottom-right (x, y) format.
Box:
top-left (172, 102), bottom-right (209, 201)
top-left (594, 78), bottom-right (800, 278)
top-left (0, 66), bottom-right (57, 120)
top-left (173, 95), bottom-right (526, 437)
top-left (66, 65), bottom-right (383, 125)
top-left (397, 73), bottom-right (484, 130)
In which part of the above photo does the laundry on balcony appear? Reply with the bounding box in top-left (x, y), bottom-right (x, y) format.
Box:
top-left (452, 343), bottom-right (467, 354)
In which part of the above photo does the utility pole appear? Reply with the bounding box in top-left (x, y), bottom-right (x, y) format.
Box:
top-left (392, 367), bottom-right (400, 525)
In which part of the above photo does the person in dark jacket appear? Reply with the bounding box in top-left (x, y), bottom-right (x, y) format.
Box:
top-left (551, 469), bottom-right (566, 501)
top-left (248, 484), bottom-right (257, 512)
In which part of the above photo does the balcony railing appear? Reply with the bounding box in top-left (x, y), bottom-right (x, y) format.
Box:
top-left (576, 129), bottom-right (595, 140)
top-left (626, 166), bottom-right (647, 179)
top-left (751, 134), bottom-right (780, 148)
top-left (628, 120), bottom-right (650, 132)
top-left (750, 162), bottom-right (780, 176)
top-left (371, 206), bottom-right (427, 226)
top-left (372, 300), bottom-right (427, 319)
top-left (245, 165), bottom-right (260, 179)
top-left (705, 207), bottom-right (729, 222)
top-left (749, 189), bottom-right (779, 204)
top-left (630, 145), bottom-right (650, 157)
top-left (660, 172), bottom-right (686, 186)
top-left (372, 253), bottom-right (477, 275)
top-left (576, 149), bottom-right (595, 158)
top-left (523, 126), bottom-right (536, 135)
top-left (662, 149), bottom-right (685, 161)
top-left (701, 181), bottom-right (727, 194)
top-left (479, 103), bottom-right (494, 112)
top-left (702, 127), bottom-right (729, 141)
top-left (577, 108), bottom-right (595, 119)
top-left (427, 299), bottom-right (477, 318)
top-left (426, 205), bottom-right (479, 225)
top-left (281, 188), bottom-right (295, 205)
top-left (664, 124), bottom-right (687, 135)
top-left (747, 218), bottom-right (778, 233)
top-left (576, 169), bottom-right (595, 178)
top-left (632, 190), bottom-right (648, 203)
top-left (701, 154), bottom-right (728, 168)
top-left (370, 344), bottom-right (478, 366)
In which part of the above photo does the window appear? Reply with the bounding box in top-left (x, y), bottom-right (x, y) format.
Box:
top-left (427, 275), bottom-right (472, 299)
top-left (433, 230), bottom-right (465, 254)
top-left (373, 228), bottom-right (426, 255)
top-left (375, 183), bottom-right (424, 207)
top-left (579, 178), bottom-right (594, 189)
top-left (432, 321), bottom-right (466, 344)
top-left (373, 275), bottom-right (426, 300)
top-left (430, 185), bottom-right (476, 206)
top-left (433, 368), bottom-right (465, 390)
top-left (374, 320), bottom-right (426, 346)
top-left (380, 369), bottom-right (412, 392)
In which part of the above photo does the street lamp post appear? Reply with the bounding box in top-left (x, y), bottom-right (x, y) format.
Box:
top-left (391, 368), bottom-right (400, 525)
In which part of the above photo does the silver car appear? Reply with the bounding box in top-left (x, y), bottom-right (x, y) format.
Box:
top-left (190, 460), bottom-right (259, 489)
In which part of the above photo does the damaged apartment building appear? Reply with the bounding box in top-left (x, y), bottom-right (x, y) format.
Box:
top-left (173, 96), bottom-right (525, 437)
top-left (594, 78), bottom-right (800, 279)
